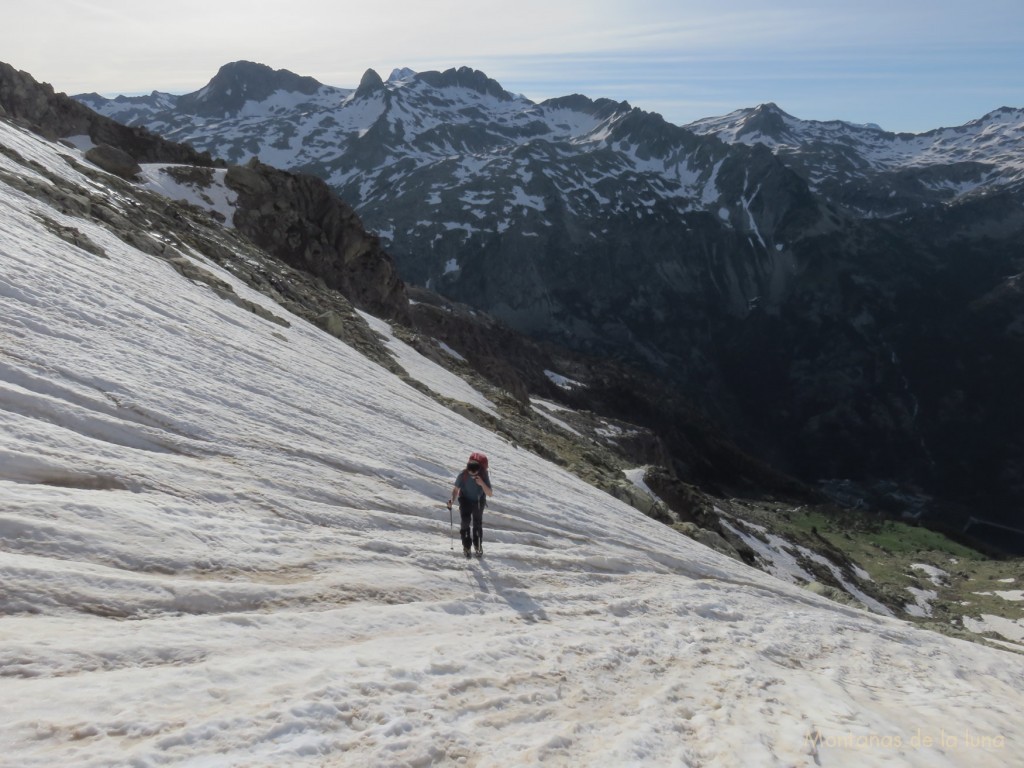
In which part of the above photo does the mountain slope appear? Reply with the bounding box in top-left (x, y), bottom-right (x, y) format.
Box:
top-left (71, 61), bottom-right (1024, 549)
top-left (3, 111), bottom-right (1024, 768)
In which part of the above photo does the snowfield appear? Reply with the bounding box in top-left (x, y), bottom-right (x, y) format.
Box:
top-left (2, 118), bottom-right (1024, 767)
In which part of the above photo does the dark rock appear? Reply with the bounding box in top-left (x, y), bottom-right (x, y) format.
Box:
top-left (84, 144), bottom-right (141, 179)
top-left (354, 68), bottom-right (385, 98)
top-left (226, 158), bottom-right (409, 321)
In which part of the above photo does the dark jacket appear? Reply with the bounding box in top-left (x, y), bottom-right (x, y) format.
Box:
top-left (455, 469), bottom-right (491, 506)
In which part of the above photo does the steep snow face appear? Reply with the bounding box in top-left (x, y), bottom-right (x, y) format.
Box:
top-left (2, 119), bottom-right (1024, 766)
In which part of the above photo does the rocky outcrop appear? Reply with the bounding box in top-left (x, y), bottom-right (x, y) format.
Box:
top-left (226, 158), bottom-right (409, 322)
top-left (0, 61), bottom-right (219, 167)
top-left (84, 144), bottom-right (141, 180)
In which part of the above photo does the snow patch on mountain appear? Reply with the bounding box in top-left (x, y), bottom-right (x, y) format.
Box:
top-left (623, 466), bottom-right (662, 502)
top-left (688, 104), bottom-right (1024, 196)
top-left (911, 563), bottom-right (950, 586)
top-left (906, 587), bottom-right (939, 618)
top-left (139, 164), bottom-right (238, 226)
top-left (530, 398), bottom-right (584, 436)
top-left (719, 518), bottom-right (892, 616)
top-left (357, 310), bottom-right (498, 417)
top-left (963, 615), bottom-right (1024, 643)
top-left (62, 134), bottom-right (96, 151)
top-left (544, 369), bottom-right (584, 390)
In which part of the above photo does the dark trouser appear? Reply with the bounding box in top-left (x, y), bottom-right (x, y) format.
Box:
top-left (459, 498), bottom-right (484, 550)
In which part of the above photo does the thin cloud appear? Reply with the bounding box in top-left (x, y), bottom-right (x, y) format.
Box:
top-left (2, 0), bottom-right (1021, 133)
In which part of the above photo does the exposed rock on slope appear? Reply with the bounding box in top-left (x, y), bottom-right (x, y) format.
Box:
top-left (0, 61), bottom-right (217, 167)
top-left (227, 158), bottom-right (409, 322)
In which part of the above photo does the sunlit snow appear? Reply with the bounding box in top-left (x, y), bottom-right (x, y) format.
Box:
top-left (357, 310), bottom-right (498, 418)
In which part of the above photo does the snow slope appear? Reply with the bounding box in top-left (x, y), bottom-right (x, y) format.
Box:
top-left (2, 119), bottom-right (1024, 766)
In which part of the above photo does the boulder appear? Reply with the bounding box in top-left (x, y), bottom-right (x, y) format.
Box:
top-left (84, 144), bottom-right (141, 180)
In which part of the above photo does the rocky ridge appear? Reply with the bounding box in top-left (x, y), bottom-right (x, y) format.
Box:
top-left (226, 158), bottom-right (409, 321)
top-left (0, 62), bottom-right (217, 170)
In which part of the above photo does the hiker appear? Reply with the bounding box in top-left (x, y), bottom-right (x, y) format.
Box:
top-left (447, 452), bottom-right (492, 557)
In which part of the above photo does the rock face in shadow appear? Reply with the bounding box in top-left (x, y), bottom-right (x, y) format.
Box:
top-left (226, 159), bottom-right (409, 322)
top-left (83, 144), bottom-right (142, 180)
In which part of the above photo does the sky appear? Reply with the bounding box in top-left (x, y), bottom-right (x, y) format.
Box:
top-left (3, 116), bottom-right (1024, 765)
top-left (3, 0), bottom-right (1023, 132)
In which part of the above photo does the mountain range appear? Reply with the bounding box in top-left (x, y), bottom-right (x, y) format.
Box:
top-left (73, 60), bottom-right (1024, 552)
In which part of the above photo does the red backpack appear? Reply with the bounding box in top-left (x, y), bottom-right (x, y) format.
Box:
top-left (468, 452), bottom-right (489, 472)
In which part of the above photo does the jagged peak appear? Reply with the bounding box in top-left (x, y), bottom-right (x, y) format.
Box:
top-left (751, 104), bottom-right (893, 136)
top-left (733, 102), bottom-right (799, 140)
top-left (217, 60), bottom-right (322, 92)
top-left (542, 93), bottom-right (597, 110)
top-left (976, 105), bottom-right (1024, 124)
top-left (214, 59), bottom-right (272, 77)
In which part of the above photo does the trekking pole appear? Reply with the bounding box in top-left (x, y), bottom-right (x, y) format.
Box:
top-left (447, 500), bottom-right (454, 550)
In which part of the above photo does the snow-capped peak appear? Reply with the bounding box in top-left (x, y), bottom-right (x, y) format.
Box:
top-left (387, 67), bottom-right (417, 83)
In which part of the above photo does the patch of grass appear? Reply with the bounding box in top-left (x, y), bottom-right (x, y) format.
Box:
top-left (713, 498), bottom-right (1024, 651)
top-left (860, 522), bottom-right (982, 559)
top-left (774, 507), bottom-right (984, 560)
